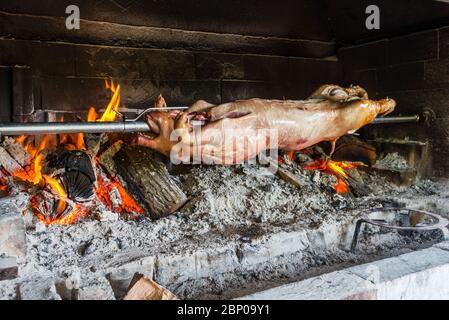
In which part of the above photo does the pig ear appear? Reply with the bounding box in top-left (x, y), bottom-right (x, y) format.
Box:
top-left (307, 84), bottom-right (353, 103)
top-left (307, 84), bottom-right (332, 99)
top-left (327, 88), bottom-right (349, 102)
top-left (153, 94), bottom-right (167, 108)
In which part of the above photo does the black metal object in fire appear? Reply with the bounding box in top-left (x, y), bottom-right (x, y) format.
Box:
top-left (47, 150), bottom-right (96, 203)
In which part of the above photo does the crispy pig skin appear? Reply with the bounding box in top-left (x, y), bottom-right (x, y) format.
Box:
top-left (133, 85), bottom-right (395, 165)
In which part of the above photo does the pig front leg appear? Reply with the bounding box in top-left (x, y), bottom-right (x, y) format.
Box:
top-left (132, 111), bottom-right (194, 161)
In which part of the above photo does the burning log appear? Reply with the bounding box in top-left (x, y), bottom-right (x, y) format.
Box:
top-left (332, 136), bottom-right (377, 166)
top-left (114, 145), bottom-right (187, 219)
top-left (97, 140), bottom-right (123, 180)
top-left (1, 137), bottom-right (31, 168)
top-left (85, 132), bottom-right (109, 156)
top-left (261, 155), bottom-right (307, 189)
top-left (304, 159), bottom-right (370, 196)
top-left (275, 165), bottom-right (306, 189)
top-left (0, 146), bottom-right (25, 179)
top-left (0, 135), bottom-right (30, 182)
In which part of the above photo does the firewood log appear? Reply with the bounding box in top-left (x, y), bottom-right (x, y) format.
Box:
top-left (0, 146), bottom-right (25, 178)
top-left (124, 274), bottom-right (177, 300)
top-left (1, 137), bottom-right (31, 168)
top-left (113, 146), bottom-right (187, 219)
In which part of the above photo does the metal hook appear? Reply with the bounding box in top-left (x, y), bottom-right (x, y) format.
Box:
top-left (125, 106), bottom-right (189, 122)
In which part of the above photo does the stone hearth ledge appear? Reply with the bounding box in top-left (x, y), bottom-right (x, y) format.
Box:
top-left (0, 206), bottom-right (359, 299)
top-left (95, 219), bottom-right (356, 299)
top-left (237, 241), bottom-right (449, 300)
top-left (2, 182), bottom-right (447, 299)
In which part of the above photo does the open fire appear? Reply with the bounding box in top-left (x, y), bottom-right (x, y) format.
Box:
top-left (304, 158), bottom-right (361, 194)
top-left (0, 79), bottom-right (366, 225)
top-left (282, 150), bottom-right (362, 194)
top-left (0, 80), bottom-right (143, 225)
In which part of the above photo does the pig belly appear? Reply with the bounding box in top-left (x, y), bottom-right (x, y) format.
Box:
top-left (197, 109), bottom-right (338, 163)
top-left (253, 108), bottom-right (340, 151)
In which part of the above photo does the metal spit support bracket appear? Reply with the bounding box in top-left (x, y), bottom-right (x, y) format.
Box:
top-left (351, 208), bottom-right (449, 252)
top-left (124, 106), bottom-right (189, 122)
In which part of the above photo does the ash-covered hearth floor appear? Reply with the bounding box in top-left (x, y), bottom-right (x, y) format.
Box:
top-left (1, 157), bottom-right (448, 300)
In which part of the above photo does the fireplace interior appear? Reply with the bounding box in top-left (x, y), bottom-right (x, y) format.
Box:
top-left (2, 0), bottom-right (449, 300)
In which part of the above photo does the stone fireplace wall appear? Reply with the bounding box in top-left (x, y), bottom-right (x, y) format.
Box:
top-left (4, 1), bottom-right (447, 177)
top-left (0, 1), bottom-right (339, 122)
top-left (339, 28), bottom-right (449, 177)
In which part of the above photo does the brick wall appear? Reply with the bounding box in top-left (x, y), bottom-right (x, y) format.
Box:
top-left (340, 28), bottom-right (449, 177)
top-left (0, 39), bottom-right (339, 119)
top-left (0, 2), bottom-right (339, 122)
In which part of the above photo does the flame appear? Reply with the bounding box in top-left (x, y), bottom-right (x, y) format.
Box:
top-left (304, 159), bottom-right (359, 193)
top-left (5, 79), bottom-right (143, 225)
top-left (59, 134), bottom-right (68, 145)
top-left (15, 135), bottom-right (27, 144)
top-left (43, 175), bottom-right (68, 215)
top-left (13, 135), bottom-right (53, 185)
top-left (32, 154), bottom-right (45, 185)
top-left (115, 183), bottom-right (144, 214)
top-left (70, 133), bottom-right (86, 150)
top-left (99, 80), bottom-right (120, 122)
top-left (50, 205), bottom-right (88, 225)
top-left (87, 107), bottom-right (98, 122)
top-left (96, 175), bottom-right (144, 214)
top-left (96, 176), bottom-right (112, 209)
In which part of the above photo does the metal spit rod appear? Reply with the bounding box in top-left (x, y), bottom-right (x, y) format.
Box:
top-left (0, 115), bottom-right (421, 136)
top-left (370, 115), bottom-right (420, 124)
top-left (0, 121), bottom-right (150, 135)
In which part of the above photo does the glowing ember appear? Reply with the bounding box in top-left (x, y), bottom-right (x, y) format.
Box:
top-left (304, 158), bottom-right (360, 193)
top-left (278, 150), bottom-right (296, 164)
top-left (96, 175), bottom-right (144, 214)
top-left (0, 178), bottom-right (8, 194)
top-left (2, 80), bottom-right (143, 225)
top-left (49, 205), bottom-right (89, 225)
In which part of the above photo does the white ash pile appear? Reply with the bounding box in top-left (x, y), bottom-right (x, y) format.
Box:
top-left (0, 149), bottom-right (447, 300)
top-left (374, 152), bottom-right (411, 170)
